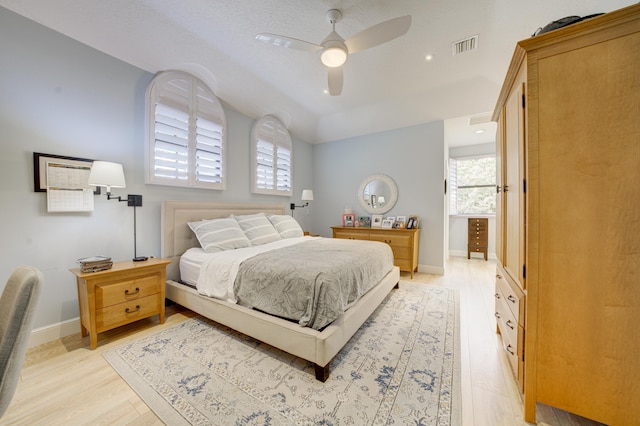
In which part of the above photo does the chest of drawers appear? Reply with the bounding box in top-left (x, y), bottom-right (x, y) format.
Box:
top-left (331, 226), bottom-right (420, 278)
top-left (495, 265), bottom-right (525, 392)
top-left (467, 217), bottom-right (488, 260)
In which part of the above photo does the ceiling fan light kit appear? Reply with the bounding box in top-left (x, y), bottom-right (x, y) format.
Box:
top-left (256, 9), bottom-right (411, 95)
top-left (320, 43), bottom-right (348, 67)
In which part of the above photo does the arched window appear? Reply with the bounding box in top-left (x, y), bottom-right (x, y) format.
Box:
top-left (251, 115), bottom-right (292, 196)
top-left (146, 71), bottom-right (226, 190)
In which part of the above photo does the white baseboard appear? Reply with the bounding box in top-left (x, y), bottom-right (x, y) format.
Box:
top-left (449, 249), bottom-right (496, 260)
top-left (28, 317), bottom-right (80, 348)
top-left (418, 264), bottom-right (445, 275)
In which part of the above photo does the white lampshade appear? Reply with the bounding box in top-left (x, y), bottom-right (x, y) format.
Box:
top-left (301, 189), bottom-right (314, 201)
top-left (88, 161), bottom-right (126, 192)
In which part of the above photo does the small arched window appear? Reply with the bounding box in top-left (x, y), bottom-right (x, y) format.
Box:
top-left (145, 71), bottom-right (226, 190)
top-left (251, 115), bottom-right (292, 196)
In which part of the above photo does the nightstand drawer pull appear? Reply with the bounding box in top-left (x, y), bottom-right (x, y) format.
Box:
top-left (125, 287), bottom-right (140, 296)
top-left (507, 295), bottom-right (517, 303)
top-left (506, 319), bottom-right (515, 330)
top-left (125, 305), bottom-right (141, 313)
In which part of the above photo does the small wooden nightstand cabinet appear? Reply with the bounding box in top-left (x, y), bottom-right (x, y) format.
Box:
top-left (467, 217), bottom-right (488, 260)
top-left (70, 257), bottom-right (171, 349)
top-left (331, 226), bottom-right (420, 278)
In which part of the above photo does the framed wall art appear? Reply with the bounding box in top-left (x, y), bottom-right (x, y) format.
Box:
top-left (33, 152), bottom-right (100, 194)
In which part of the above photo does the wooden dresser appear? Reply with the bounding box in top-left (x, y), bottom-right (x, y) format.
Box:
top-left (70, 257), bottom-right (171, 349)
top-left (331, 226), bottom-right (420, 278)
top-left (493, 4), bottom-right (640, 424)
top-left (467, 217), bottom-right (488, 260)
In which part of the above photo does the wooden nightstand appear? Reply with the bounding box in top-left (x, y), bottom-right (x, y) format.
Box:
top-left (70, 257), bottom-right (171, 349)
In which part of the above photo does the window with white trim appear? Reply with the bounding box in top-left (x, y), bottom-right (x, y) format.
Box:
top-left (449, 155), bottom-right (496, 215)
top-left (145, 71), bottom-right (226, 189)
top-left (251, 116), bottom-right (292, 196)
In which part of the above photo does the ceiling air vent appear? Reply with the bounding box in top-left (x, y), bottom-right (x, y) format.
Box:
top-left (452, 35), bottom-right (479, 56)
top-left (468, 113), bottom-right (492, 126)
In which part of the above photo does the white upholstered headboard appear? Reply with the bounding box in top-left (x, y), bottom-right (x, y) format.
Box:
top-left (161, 201), bottom-right (286, 281)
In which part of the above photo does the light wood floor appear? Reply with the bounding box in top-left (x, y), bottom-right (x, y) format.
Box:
top-left (1, 257), bottom-right (603, 425)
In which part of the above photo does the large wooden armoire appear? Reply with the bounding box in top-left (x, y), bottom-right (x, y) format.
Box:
top-left (493, 4), bottom-right (640, 424)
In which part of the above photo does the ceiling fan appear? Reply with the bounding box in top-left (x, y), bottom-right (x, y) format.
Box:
top-left (255, 9), bottom-right (411, 96)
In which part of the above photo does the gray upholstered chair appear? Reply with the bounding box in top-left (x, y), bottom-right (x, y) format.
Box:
top-left (0, 266), bottom-right (43, 418)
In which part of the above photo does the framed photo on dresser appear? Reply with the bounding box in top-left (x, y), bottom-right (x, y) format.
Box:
top-left (342, 213), bottom-right (355, 227)
top-left (381, 218), bottom-right (394, 229)
top-left (357, 216), bottom-right (371, 227)
top-left (371, 215), bottom-right (383, 227)
top-left (406, 215), bottom-right (420, 229)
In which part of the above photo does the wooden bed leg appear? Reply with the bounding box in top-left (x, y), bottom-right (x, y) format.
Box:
top-left (394, 282), bottom-right (400, 289)
top-left (315, 363), bottom-right (329, 382)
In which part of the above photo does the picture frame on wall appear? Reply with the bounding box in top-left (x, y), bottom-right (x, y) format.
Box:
top-left (33, 152), bottom-right (100, 194)
top-left (342, 213), bottom-right (355, 227)
top-left (371, 215), bottom-right (383, 227)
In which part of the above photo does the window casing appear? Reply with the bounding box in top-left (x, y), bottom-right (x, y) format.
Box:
top-left (251, 116), bottom-right (292, 196)
top-left (449, 155), bottom-right (496, 215)
top-left (146, 71), bottom-right (226, 190)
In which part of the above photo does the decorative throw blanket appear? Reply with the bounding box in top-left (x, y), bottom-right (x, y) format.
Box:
top-left (234, 238), bottom-right (394, 330)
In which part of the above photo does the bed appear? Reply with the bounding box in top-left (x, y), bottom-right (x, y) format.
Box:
top-left (161, 201), bottom-right (400, 381)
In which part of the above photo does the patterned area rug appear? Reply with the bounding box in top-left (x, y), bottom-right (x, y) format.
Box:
top-left (103, 283), bottom-right (460, 425)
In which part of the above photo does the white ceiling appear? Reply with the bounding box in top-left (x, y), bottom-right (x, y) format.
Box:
top-left (1, 0), bottom-right (634, 145)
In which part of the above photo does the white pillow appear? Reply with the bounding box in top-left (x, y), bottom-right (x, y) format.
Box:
top-left (233, 213), bottom-right (281, 245)
top-left (268, 214), bottom-right (304, 239)
top-left (188, 217), bottom-right (251, 253)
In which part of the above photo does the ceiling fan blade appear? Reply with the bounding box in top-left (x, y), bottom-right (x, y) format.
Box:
top-left (328, 67), bottom-right (343, 96)
top-left (255, 33), bottom-right (321, 53)
top-left (344, 15), bottom-right (411, 54)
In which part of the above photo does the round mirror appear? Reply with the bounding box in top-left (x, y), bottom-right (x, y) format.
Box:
top-left (357, 174), bottom-right (398, 214)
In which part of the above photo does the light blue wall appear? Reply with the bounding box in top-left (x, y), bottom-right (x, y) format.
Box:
top-left (1, 5), bottom-right (445, 336)
top-left (0, 7), bottom-right (313, 330)
top-left (311, 122), bottom-right (446, 273)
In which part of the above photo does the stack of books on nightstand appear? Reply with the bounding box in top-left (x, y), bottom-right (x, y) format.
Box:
top-left (77, 256), bottom-right (113, 273)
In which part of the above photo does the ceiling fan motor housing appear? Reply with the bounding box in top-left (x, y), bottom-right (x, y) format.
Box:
top-left (326, 9), bottom-right (342, 24)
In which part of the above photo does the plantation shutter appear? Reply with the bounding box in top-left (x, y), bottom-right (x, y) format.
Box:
top-left (256, 139), bottom-right (275, 190)
top-left (146, 71), bottom-right (226, 189)
top-left (449, 158), bottom-right (458, 215)
top-left (251, 116), bottom-right (292, 196)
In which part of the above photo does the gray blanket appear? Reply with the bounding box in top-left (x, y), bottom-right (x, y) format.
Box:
top-left (233, 238), bottom-right (394, 330)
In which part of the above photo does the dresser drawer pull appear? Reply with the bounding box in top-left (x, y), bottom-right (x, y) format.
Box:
top-left (124, 287), bottom-right (140, 296)
top-left (384, 239), bottom-right (392, 244)
top-left (125, 305), bottom-right (141, 314)
top-left (495, 312), bottom-right (500, 319)
top-left (506, 320), bottom-right (515, 330)
top-left (496, 274), bottom-right (502, 279)
top-left (495, 293), bottom-right (501, 299)
top-left (506, 344), bottom-right (515, 355)
top-left (507, 295), bottom-right (517, 303)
